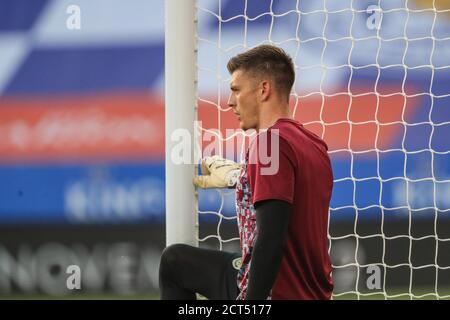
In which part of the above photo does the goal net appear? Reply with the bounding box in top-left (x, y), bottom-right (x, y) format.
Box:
top-left (166, 0), bottom-right (450, 299)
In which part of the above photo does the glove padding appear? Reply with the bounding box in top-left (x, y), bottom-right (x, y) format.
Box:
top-left (193, 155), bottom-right (241, 188)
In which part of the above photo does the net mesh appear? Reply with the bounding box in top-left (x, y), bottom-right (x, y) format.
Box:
top-left (195, 0), bottom-right (450, 299)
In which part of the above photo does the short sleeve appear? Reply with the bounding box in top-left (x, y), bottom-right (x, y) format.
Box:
top-left (246, 131), bottom-right (296, 205)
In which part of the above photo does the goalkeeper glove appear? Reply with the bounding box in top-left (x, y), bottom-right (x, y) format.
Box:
top-left (193, 155), bottom-right (241, 188)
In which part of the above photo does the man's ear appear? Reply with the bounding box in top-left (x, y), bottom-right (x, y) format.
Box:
top-left (260, 80), bottom-right (271, 102)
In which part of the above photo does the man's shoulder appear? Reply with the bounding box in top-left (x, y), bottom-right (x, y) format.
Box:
top-left (270, 118), bottom-right (329, 153)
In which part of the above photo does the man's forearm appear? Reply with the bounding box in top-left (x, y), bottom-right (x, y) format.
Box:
top-left (246, 231), bottom-right (285, 299)
top-left (245, 199), bottom-right (291, 300)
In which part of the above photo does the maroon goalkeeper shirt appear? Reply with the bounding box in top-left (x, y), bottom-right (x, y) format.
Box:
top-left (235, 118), bottom-right (334, 300)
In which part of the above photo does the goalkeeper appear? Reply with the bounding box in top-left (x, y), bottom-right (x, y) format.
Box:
top-left (159, 45), bottom-right (334, 300)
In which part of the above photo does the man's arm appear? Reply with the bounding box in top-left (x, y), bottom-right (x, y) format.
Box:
top-left (245, 199), bottom-right (292, 300)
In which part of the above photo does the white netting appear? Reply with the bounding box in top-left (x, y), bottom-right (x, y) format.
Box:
top-left (195, 0), bottom-right (450, 299)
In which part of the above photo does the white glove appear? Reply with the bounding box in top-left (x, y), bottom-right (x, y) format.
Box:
top-left (193, 155), bottom-right (241, 188)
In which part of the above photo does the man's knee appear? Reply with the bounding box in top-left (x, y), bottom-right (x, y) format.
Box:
top-left (159, 243), bottom-right (191, 276)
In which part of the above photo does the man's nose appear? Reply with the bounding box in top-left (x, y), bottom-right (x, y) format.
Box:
top-left (228, 93), bottom-right (236, 108)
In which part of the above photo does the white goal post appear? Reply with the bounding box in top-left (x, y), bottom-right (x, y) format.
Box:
top-left (165, 0), bottom-right (198, 246)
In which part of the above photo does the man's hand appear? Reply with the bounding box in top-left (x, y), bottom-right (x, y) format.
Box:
top-left (193, 155), bottom-right (241, 188)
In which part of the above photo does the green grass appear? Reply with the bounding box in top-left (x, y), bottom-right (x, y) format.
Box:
top-left (0, 294), bottom-right (159, 300)
top-left (2, 289), bottom-right (450, 300)
top-left (332, 289), bottom-right (450, 300)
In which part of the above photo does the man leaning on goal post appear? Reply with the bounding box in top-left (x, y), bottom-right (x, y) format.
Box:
top-left (159, 44), bottom-right (334, 300)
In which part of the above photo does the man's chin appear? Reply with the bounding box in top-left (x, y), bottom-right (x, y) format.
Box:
top-left (238, 120), bottom-right (256, 131)
top-left (240, 124), bottom-right (255, 132)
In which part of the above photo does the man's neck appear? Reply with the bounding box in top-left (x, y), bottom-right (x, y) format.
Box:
top-left (257, 103), bottom-right (292, 131)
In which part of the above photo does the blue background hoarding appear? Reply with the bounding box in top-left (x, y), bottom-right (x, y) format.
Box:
top-left (0, 0), bottom-right (449, 224)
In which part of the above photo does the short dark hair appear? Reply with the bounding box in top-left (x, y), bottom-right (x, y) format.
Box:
top-left (227, 44), bottom-right (295, 101)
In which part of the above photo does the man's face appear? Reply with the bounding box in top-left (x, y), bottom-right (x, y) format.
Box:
top-left (228, 70), bottom-right (260, 131)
